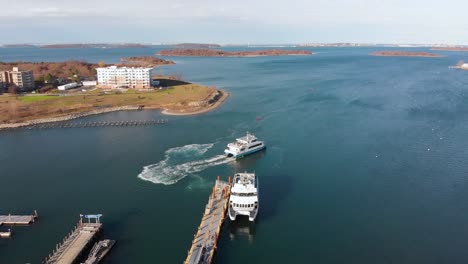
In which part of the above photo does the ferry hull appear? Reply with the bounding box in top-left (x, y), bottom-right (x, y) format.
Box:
top-left (229, 209), bottom-right (258, 222)
top-left (225, 145), bottom-right (266, 159)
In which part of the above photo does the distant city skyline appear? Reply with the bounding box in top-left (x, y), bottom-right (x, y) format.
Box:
top-left (1, 0), bottom-right (467, 45)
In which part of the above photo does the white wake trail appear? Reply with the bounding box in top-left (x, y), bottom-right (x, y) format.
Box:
top-left (137, 143), bottom-right (235, 185)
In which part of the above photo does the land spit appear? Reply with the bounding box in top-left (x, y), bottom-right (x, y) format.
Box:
top-left (0, 90), bottom-right (228, 130)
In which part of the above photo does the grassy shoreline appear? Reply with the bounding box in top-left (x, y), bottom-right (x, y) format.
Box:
top-left (0, 78), bottom-right (228, 129)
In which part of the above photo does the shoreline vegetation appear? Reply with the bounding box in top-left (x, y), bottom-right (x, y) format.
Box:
top-left (0, 77), bottom-right (228, 130)
top-left (0, 57), bottom-right (174, 83)
top-left (370, 51), bottom-right (443, 57)
top-left (157, 49), bottom-right (312, 57)
top-left (120, 56), bottom-right (175, 65)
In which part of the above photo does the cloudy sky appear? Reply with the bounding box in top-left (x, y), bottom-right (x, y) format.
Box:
top-left (1, 0), bottom-right (467, 44)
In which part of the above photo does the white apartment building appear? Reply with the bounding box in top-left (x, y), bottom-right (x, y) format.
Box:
top-left (96, 66), bottom-right (155, 89)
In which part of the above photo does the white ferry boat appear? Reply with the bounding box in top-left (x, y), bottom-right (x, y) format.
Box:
top-left (228, 172), bottom-right (259, 222)
top-left (224, 132), bottom-right (265, 159)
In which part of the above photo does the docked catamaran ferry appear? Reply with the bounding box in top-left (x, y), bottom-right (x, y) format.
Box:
top-left (224, 132), bottom-right (265, 159)
top-left (228, 172), bottom-right (259, 222)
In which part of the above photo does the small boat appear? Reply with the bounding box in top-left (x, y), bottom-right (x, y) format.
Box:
top-left (82, 239), bottom-right (115, 264)
top-left (224, 132), bottom-right (265, 159)
top-left (0, 229), bottom-right (11, 238)
top-left (228, 172), bottom-right (259, 222)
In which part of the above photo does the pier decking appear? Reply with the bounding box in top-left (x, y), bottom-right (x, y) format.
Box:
top-left (44, 215), bottom-right (102, 264)
top-left (0, 210), bottom-right (38, 226)
top-left (184, 177), bottom-right (231, 264)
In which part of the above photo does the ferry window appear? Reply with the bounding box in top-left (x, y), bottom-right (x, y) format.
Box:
top-left (248, 143), bottom-right (262, 149)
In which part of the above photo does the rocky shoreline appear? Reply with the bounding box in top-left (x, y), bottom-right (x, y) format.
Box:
top-left (162, 90), bottom-right (229, 115)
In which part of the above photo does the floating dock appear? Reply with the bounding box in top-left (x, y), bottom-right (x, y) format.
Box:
top-left (0, 210), bottom-right (38, 226)
top-left (184, 177), bottom-right (231, 264)
top-left (44, 214), bottom-right (102, 264)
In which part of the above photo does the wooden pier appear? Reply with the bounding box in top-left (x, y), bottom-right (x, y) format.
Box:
top-left (0, 210), bottom-right (38, 226)
top-left (184, 177), bottom-right (231, 264)
top-left (43, 214), bottom-right (102, 264)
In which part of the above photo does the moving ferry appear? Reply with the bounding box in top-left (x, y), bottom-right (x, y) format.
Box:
top-left (228, 172), bottom-right (259, 222)
top-left (224, 132), bottom-right (265, 159)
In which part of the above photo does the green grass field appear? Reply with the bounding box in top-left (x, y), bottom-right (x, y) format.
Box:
top-left (18, 95), bottom-right (60, 103)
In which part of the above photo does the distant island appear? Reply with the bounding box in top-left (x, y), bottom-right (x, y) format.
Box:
top-left (171, 43), bottom-right (221, 49)
top-left (1, 44), bottom-right (37, 48)
top-left (157, 49), bottom-right (312, 57)
top-left (40, 43), bottom-right (149, 49)
top-left (431, 47), bottom-right (468, 51)
top-left (120, 56), bottom-right (175, 66)
top-left (370, 51), bottom-right (443, 57)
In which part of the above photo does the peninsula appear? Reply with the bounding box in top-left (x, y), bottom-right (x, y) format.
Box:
top-left (157, 49), bottom-right (312, 57)
top-left (370, 51), bottom-right (443, 57)
top-left (0, 77), bottom-right (228, 128)
top-left (120, 56), bottom-right (175, 66)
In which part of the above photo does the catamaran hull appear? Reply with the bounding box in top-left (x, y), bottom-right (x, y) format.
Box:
top-left (225, 145), bottom-right (266, 159)
top-left (229, 208), bottom-right (258, 222)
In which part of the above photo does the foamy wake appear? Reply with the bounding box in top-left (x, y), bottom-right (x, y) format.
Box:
top-left (137, 143), bottom-right (235, 185)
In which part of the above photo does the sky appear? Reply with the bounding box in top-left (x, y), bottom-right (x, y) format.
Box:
top-left (0, 0), bottom-right (467, 44)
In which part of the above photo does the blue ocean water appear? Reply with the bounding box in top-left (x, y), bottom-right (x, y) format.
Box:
top-left (1, 47), bottom-right (468, 263)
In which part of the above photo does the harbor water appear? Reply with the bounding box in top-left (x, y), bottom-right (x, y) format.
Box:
top-left (1, 47), bottom-right (468, 263)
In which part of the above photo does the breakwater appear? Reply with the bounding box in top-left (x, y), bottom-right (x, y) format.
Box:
top-left (0, 119), bottom-right (168, 131)
top-left (0, 106), bottom-right (142, 131)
